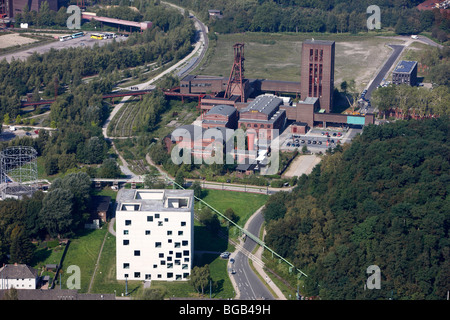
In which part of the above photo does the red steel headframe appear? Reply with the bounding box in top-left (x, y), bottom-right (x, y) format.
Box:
top-left (224, 43), bottom-right (245, 102)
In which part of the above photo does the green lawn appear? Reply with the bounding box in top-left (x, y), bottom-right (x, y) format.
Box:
top-left (198, 189), bottom-right (268, 228)
top-left (197, 32), bottom-right (406, 92)
top-left (59, 227), bottom-right (109, 293)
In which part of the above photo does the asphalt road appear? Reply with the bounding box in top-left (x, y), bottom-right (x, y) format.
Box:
top-left (365, 44), bottom-right (404, 101)
top-left (231, 210), bottom-right (275, 300)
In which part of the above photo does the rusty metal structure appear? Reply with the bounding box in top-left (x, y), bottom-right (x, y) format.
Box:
top-left (224, 43), bottom-right (246, 102)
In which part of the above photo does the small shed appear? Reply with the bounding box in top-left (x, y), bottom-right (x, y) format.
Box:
top-left (90, 196), bottom-right (111, 223)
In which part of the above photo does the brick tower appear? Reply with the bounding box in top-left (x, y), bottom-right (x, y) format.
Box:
top-left (300, 39), bottom-right (335, 113)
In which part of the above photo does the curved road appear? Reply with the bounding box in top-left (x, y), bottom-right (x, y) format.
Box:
top-left (231, 209), bottom-right (275, 300)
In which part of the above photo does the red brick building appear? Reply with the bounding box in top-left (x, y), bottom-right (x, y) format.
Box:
top-left (201, 104), bottom-right (238, 129)
top-left (300, 39), bottom-right (335, 113)
top-left (238, 95), bottom-right (286, 142)
top-left (7, 0), bottom-right (58, 18)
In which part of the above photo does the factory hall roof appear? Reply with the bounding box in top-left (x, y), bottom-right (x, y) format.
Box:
top-left (241, 95), bottom-right (283, 116)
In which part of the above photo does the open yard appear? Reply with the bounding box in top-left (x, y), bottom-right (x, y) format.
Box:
top-left (0, 33), bottom-right (38, 49)
top-left (196, 32), bottom-right (406, 92)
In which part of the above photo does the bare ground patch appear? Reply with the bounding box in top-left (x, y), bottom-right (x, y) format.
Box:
top-left (0, 33), bottom-right (38, 49)
top-left (283, 154), bottom-right (322, 178)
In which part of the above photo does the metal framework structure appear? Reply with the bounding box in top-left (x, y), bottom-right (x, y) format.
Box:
top-left (224, 43), bottom-right (246, 103)
top-left (0, 146), bottom-right (38, 199)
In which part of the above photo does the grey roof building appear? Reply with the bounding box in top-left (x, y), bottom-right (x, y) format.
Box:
top-left (0, 264), bottom-right (39, 290)
top-left (392, 60), bottom-right (418, 86)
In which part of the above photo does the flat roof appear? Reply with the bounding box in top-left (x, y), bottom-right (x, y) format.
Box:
top-left (304, 39), bottom-right (335, 45)
top-left (393, 60), bottom-right (418, 74)
top-left (116, 189), bottom-right (194, 212)
top-left (205, 104), bottom-right (236, 117)
top-left (241, 95), bottom-right (283, 116)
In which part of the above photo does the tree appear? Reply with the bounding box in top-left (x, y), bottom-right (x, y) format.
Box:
top-left (39, 188), bottom-right (74, 238)
top-left (189, 265), bottom-right (211, 296)
top-left (3, 113), bottom-right (10, 125)
top-left (191, 181), bottom-right (202, 199)
top-left (51, 172), bottom-right (92, 227)
top-left (97, 158), bottom-right (121, 178)
top-left (37, 1), bottom-right (53, 26)
top-left (263, 199), bottom-right (287, 221)
top-left (44, 155), bottom-right (59, 176)
top-left (9, 225), bottom-right (34, 264)
top-left (224, 208), bottom-right (238, 223)
top-left (175, 170), bottom-right (185, 189)
top-left (197, 207), bottom-right (220, 234)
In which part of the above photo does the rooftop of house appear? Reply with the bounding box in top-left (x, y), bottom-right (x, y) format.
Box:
top-left (0, 264), bottom-right (38, 279)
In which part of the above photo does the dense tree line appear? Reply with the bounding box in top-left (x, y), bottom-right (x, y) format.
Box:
top-left (263, 118), bottom-right (450, 299)
top-left (371, 84), bottom-right (450, 118)
top-left (0, 172), bottom-right (93, 265)
top-left (166, 0), bottom-right (449, 38)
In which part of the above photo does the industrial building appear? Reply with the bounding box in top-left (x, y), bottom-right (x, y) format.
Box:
top-left (115, 189), bottom-right (194, 282)
top-left (392, 60), bottom-right (418, 86)
top-left (300, 39), bottom-right (335, 113)
top-left (0, 0), bottom-right (58, 18)
top-left (177, 39), bottom-right (373, 134)
top-left (238, 94), bottom-right (286, 142)
top-left (201, 104), bottom-right (238, 129)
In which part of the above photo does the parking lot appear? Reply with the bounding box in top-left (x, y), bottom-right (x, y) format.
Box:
top-left (280, 126), bottom-right (363, 153)
top-left (0, 31), bottom-right (127, 62)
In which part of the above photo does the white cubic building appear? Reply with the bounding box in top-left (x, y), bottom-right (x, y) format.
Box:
top-left (115, 189), bottom-right (194, 281)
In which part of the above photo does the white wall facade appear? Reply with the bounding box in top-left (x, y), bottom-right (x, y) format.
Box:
top-left (115, 189), bottom-right (194, 281)
top-left (0, 277), bottom-right (37, 290)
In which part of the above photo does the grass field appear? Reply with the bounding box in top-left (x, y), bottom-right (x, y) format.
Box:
top-left (196, 32), bottom-right (406, 92)
top-left (198, 189), bottom-right (269, 228)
